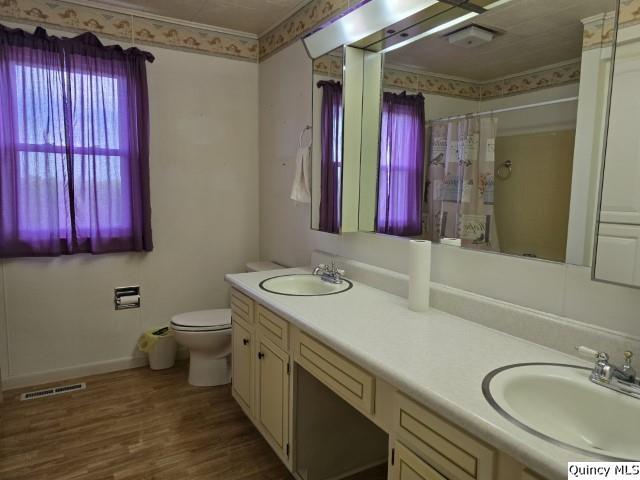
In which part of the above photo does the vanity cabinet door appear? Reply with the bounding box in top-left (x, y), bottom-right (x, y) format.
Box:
top-left (232, 322), bottom-right (254, 415)
top-left (392, 442), bottom-right (448, 480)
top-left (256, 336), bottom-right (290, 460)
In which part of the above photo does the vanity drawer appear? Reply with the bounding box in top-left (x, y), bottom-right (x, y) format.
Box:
top-left (294, 330), bottom-right (375, 415)
top-left (231, 288), bottom-right (254, 325)
top-left (395, 394), bottom-right (495, 480)
top-left (392, 442), bottom-right (448, 480)
top-left (256, 305), bottom-right (289, 349)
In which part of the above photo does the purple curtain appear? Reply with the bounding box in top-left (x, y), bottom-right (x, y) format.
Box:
top-left (0, 25), bottom-right (154, 257)
top-left (376, 91), bottom-right (425, 236)
top-left (317, 80), bottom-right (342, 234)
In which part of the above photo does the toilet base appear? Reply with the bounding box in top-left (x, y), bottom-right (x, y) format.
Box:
top-left (188, 353), bottom-right (231, 387)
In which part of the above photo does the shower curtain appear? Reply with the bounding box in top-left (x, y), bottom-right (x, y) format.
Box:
top-left (426, 116), bottom-right (500, 251)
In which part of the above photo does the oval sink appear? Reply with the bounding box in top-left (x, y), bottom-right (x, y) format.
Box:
top-left (483, 363), bottom-right (640, 460)
top-left (259, 274), bottom-right (353, 296)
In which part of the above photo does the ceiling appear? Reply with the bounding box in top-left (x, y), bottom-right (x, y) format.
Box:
top-left (386, 0), bottom-right (615, 81)
top-left (86, 0), bottom-right (309, 35)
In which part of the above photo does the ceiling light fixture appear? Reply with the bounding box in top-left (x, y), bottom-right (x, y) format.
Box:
top-left (447, 25), bottom-right (495, 48)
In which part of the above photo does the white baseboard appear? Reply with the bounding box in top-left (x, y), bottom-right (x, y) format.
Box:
top-left (1, 350), bottom-right (189, 391)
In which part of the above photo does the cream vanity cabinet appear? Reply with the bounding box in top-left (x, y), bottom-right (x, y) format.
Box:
top-left (231, 289), bottom-right (291, 463)
top-left (229, 288), bottom-right (547, 480)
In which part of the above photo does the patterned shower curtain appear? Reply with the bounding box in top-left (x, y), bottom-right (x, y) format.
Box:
top-left (426, 117), bottom-right (500, 251)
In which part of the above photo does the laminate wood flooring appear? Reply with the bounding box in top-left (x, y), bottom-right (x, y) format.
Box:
top-left (0, 363), bottom-right (387, 480)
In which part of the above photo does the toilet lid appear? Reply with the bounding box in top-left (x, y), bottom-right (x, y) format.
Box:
top-left (170, 309), bottom-right (231, 331)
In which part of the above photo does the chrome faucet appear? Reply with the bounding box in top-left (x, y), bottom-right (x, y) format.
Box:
top-left (312, 262), bottom-right (345, 284)
top-left (576, 346), bottom-right (640, 399)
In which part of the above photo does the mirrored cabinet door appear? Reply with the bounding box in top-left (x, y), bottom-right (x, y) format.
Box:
top-left (594, 7), bottom-right (640, 288)
top-left (311, 49), bottom-right (344, 234)
top-left (311, 46), bottom-right (365, 234)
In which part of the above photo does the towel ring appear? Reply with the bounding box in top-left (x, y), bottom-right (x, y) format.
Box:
top-left (497, 160), bottom-right (512, 180)
top-left (299, 125), bottom-right (312, 148)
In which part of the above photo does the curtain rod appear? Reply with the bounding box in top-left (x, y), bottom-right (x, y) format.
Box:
top-left (431, 96), bottom-right (579, 122)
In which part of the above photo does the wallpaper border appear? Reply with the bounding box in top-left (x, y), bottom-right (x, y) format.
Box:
top-left (0, 0), bottom-right (259, 61)
top-left (313, 55), bottom-right (582, 100)
top-left (1, 0), bottom-right (639, 63)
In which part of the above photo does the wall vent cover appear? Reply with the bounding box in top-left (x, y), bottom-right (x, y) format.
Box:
top-left (20, 382), bottom-right (86, 401)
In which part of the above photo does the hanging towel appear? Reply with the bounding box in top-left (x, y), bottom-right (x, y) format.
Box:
top-left (290, 146), bottom-right (311, 203)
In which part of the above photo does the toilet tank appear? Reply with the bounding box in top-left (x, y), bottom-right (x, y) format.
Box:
top-left (245, 261), bottom-right (284, 272)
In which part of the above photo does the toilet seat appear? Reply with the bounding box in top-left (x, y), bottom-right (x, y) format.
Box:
top-left (170, 309), bottom-right (231, 332)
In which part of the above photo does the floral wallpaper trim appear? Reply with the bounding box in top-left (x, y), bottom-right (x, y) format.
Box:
top-left (0, 0), bottom-right (258, 61)
top-left (583, 14), bottom-right (616, 51)
top-left (259, 0), bottom-right (350, 61)
top-left (313, 53), bottom-right (343, 79)
top-left (480, 62), bottom-right (581, 99)
top-left (620, 0), bottom-right (640, 29)
top-left (583, 1), bottom-right (640, 51)
top-left (314, 61), bottom-right (582, 100)
top-left (383, 68), bottom-right (481, 99)
top-left (3, 0), bottom-right (638, 63)
top-left (132, 17), bottom-right (257, 61)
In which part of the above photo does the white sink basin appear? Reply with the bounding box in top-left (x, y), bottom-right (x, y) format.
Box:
top-left (259, 274), bottom-right (352, 296)
top-left (483, 363), bottom-right (640, 460)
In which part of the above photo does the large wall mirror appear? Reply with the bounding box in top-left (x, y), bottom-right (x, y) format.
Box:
top-left (357, 0), bottom-right (618, 267)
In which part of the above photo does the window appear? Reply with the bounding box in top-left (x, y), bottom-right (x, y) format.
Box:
top-left (376, 91), bottom-right (425, 236)
top-left (0, 25), bottom-right (154, 257)
top-left (317, 80), bottom-right (343, 233)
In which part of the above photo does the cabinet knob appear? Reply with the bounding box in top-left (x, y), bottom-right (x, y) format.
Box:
top-left (258, 352), bottom-right (265, 359)
top-left (243, 338), bottom-right (249, 346)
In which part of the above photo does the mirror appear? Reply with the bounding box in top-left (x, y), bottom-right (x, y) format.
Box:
top-left (311, 49), bottom-right (344, 233)
top-left (593, 3), bottom-right (640, 288)
top-left (358, 0), bottom-right (617, 266)
top-left (311, 46), bottom-right (368, 234)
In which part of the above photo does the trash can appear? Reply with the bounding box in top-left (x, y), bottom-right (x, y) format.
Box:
top-left (137, 326), bottom-right (177, 370)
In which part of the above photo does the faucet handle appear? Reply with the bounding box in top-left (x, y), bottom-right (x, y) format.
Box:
top-left (624, 351), bottom-right (634, 367)
top-left (576, 346), bottom-right (609, 362)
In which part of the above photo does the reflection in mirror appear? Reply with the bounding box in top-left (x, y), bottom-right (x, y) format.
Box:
top-left (593, 2), bottom-right (640, 288)
top-left (376, 92), bottom-right (425, 236)
top-left (360, 0), bottom-right (617, 266)
top-left (312, 49), bottom-right (343, 233)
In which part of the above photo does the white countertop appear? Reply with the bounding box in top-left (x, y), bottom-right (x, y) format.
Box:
top-left (225, 268), bottom-right (595, 480)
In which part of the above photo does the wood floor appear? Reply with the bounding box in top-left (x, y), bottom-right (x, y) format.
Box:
top-left (0, 363), bottom-right (387, 480)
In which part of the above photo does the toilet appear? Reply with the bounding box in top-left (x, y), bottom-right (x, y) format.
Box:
top-left (171, 261), bottom-right (283, 387)
top-left (171, 309), bottom-right (232, 387)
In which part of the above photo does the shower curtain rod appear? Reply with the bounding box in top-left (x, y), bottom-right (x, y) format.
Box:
top-left (431, 96), bottom-right (579, 122)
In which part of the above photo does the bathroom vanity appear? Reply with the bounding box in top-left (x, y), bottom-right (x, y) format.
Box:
top-left (225, 268), bottom-right (610, 480)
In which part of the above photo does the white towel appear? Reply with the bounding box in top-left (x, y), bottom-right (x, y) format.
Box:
top-left (290, 146), bottom-right (311, 203)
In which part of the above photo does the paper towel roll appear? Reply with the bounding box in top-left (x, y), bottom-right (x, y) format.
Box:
top-left (118, 295), bottom-right (140, 306)
top-left (408, 240), bottom-right (431, 312)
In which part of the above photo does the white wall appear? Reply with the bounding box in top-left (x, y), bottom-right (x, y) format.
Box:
top-left (259, 41), bottom-right (640, 339)
top-left (0, 22), bottom-right (259, 388)
top-left (259, 40), bottom-right (315, 267)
